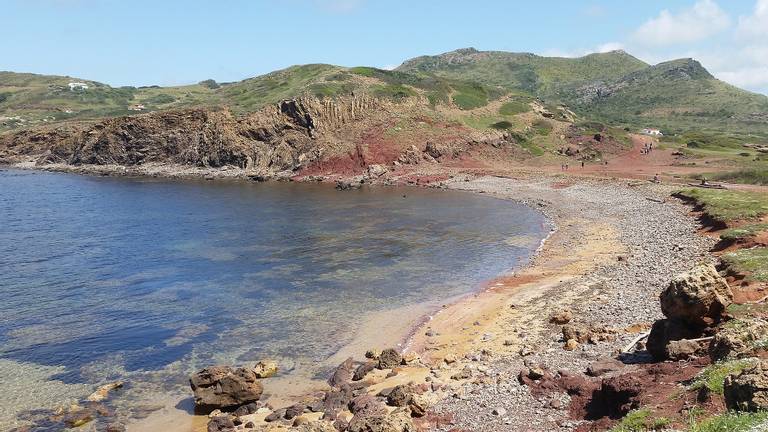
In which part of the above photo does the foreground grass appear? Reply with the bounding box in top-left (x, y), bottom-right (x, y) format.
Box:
top-left (688, 411), bottom-right (768, 432)
top-left (609, 409), bottom-right (670, 432)
top-left (690, 359), bottom-right (756, 395)
top-left (676, 189), bottom-right (768, 223)
top-left (722, 247), bottom-right (768, 281)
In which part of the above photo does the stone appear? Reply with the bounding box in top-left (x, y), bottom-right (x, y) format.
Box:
top-left (253, 360), bottom-right (278, 378)
top-left (347, 409), bottom-right (416, 432)
top-left (528, 367), bottom-right (545, 380)
top-left (329, 358), bottom-right (356, 387)
top-left (285, 403), bottom-right (307, 420)
top-left (646, 319), bottom-right (702, 361)
top-left (660, 264), bottom-right (733, 327)
top-left (491, 407), bottom-right (507, 416)
top-left (62, 409), bottom-right (95, 428)
top-left (365, 349), bottom-right (381, 359)
top-left (349, 394), bottom-right (387, 416)
top-left (353, 362), bottom-right (376, 381)
top-left (451, 366), bottom-right (473, 380)
top-left (550, 310), bottom-right (573, 325)
top-left (233, 402), bottom-right (259, 417)
top-left (86, 381), bottom-right (124, 402)
top-left (265, 408), bottom-right (287, 422)
top-left (724, 360), bottom-right (768, 412)
top-left (562, 323), bottom-right (614, 344)
top-left (190, 366), bottom-right (264, 412)
top-left (564, 339), bottom-right (579, 351)
top-left (709, 318), bottom-right (768, 361)
top-left (207, 416), bottom-right (235, 432)
top-left (586, 358), bottom-right (624, 377)
top-left (333, 418), bottom-right (349, 432)
top-left (408, 394), bottom-right (429, 417)
top-left (105, 424), bottom-right (126, 432)
top-left (667, 339), bottom-right (704, 360)
top-left (367, 164), bottom-right (388, 178)
top-left (377, 348), bottom-right (402, 369)
top-left (386, 385), bottom-right (413, 407)
top-left (295, 421), bottom-right (338, 432)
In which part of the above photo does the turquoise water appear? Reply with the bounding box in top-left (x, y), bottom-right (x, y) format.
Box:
top-left (0, 168), bottom-right (547, 429)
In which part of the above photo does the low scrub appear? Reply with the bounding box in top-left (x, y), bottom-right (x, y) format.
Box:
top-left (710, 169), bottom-right (768, 186)
top-left (688, 411), bottom-right (768, 432)
top-left (498, 100), bottom-right (530, 116)
top-left (720, 223), bottom-right (768, 241)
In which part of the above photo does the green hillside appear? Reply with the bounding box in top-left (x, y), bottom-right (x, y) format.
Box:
top-left (397, 48), bottom-right (768, 136)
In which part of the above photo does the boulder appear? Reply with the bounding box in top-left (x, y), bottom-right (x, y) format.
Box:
top-left (377, 348), bottom-right (402, 369)
top-left (562, 323), bottom-right (615, 344)
top-left (347, 409), bottom-right (416, 432)
top-left (189, 366), bottom-right (263, 412)
top-left (348, 394), bottom-right (387, 416)
top-left (329, 358), bottom-right (356, 387)
top-left (646, 319), bottom-right (702, 361)
top-left (366, 164), bottom-right (388, 178)
top-left (660, 264), bottom-right (733, 327)
top-left (586, 358), bottom-right (624, 377)
top-left (724, 360), bottom-right (768, 412)
top-left (295, 421), bottom-right (338, 432)
top-left (550, 310), bottom-right (573, 325)
top-left (353, 362), bottom-right (376, 381)
top-left (408, 394), bottom-right (429, 417)
top-left (253, 360), bottom-right (278, 378)
top-left (709, 319), bottom-right (768, 361)
top-left (666, 339), bottom-right (705, 361)
top-left (285, 403), bottom-right (307, 420)
top-left (386, 385), bottom-right (413, 407)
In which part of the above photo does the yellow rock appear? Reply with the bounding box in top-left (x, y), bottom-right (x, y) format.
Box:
top-left (564, 339), bottom-right (579, 351)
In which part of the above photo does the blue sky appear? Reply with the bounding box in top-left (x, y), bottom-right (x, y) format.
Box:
top-left (2, 1), bottom-right (767, 94)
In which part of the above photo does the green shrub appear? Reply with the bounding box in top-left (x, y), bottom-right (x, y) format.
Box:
top-left (690, 359), bottom-right (756, 395)
top-left (688, 411), bottom-right (768, 432)
top-left (499, 100), bottom-right (530, 115)
top-left (610, 409), bottom-right (671, 432)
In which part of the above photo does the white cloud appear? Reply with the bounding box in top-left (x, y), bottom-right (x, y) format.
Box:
top-left (717, 66), bottom-right (768, 89)
top-left (633, 0), bottom-right (730, 46)
top-left (737, 0), bottom-right (768, 38)
top-left (595, 42), bottom-right (625, 53)
top-left (542, 42), bottom-right (624, 59)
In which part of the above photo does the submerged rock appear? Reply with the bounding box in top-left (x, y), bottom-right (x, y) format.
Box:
top-left (189, 366), bottom-right (264, 412)
top-left (253, 360), bottom-right (278, 378)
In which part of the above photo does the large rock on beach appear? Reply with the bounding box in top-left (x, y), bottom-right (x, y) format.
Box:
top-left (347, 409), bottom-right (416, 432)
top-left (189, 366), bottom-right (264, 412)
top-left (724, 360), bottom-right (768, 412)
top-left (709, 318), bottom-right (768, 361)
top-left (660, 263), bottom-right (733, 327)
top-left (328, 358), bottom-right (356, 387)
top-left (646, 319), bottom-right (702, 361)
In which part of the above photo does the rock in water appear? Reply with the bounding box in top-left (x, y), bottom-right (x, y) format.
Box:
top-left (328, 358), bottom-right (356, 387)
top-left (660, 263), bottom-right (733, 327)
top-left (724, 360), bottom-right (768, 412)
top-left (253, 360), bottom-right (278, 378)
top-left (377, 348), bottom-right (402, 369)
top-left (86, 381), bottom-right (124, 402)
top-left (190, 366), bottom-right (264, 412)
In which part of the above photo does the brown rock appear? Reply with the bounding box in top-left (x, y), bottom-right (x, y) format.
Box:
top-left (550, 310), bottom-right (573, 325)
top-left (586, 358), bottom-right (624, 377)
top-left (724, 360), bottom-right (768, 412)
top-left (667, 339), bottom-right (705, 360)
top-left (190, 366), bottom-right (264, 412)
top-left (207, 416), bottom-right (236, 432)
top-left (564, 339), bottom-right (579, 351)
top-left (347, 409), bottom-right (415, 432)
top-left (386, 385), bottom-right (413, 407)
top-left (646, 319), bottom-right (702, 361)
top-left (253, 360), bottom-right (278, 378)
top-left (353, 361), bottom-right (376, 381)
top-left (710, 318), bottom-right (768, 361)
top-left (329, 358), bottom-right (356, 387)
top-left (377, 348), bottom-right (402, 369)
top-left (660, 264), bottom-right (733, 327)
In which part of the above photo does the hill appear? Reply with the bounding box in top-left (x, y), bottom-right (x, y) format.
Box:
top-left (397, 48), bottom-right (768, 136)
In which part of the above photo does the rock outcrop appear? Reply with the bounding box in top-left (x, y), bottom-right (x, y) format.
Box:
top-left (189, 366), bottom-right (264, 412)
top-left (724, 360), bottom-right (768, 412)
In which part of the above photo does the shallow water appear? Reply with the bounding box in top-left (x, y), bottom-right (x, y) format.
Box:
top-left (0, 168), bottom-right (548, 429)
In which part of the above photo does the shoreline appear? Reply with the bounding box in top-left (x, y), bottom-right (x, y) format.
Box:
top-left (2, 163), bottom-right (717, 432)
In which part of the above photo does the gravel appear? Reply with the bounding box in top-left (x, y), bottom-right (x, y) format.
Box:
top-left (431, 176), bottom-right (715, 432)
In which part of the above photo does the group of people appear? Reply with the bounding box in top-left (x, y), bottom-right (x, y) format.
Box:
top-left (560, 161), bottom-right (588, 170)
top-left (641, 141), bottom-right (654, 155)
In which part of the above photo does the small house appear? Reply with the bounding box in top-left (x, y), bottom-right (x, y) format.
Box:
top-left (641, 128), bottom-right (663, 137)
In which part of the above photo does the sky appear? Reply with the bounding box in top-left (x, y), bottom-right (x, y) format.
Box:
top-left (2, 0), bottom-right (767, 94)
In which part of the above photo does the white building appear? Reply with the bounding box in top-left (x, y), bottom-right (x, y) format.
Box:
top-left (642, 128), bottom-right (663, 136)
top-left (68, 82), bottom-right (89, 91)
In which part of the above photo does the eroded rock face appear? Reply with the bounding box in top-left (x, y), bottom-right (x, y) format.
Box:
top-left (724, 360), bottom-right (768, 412)
top-left (710, 319), bottom-right (768, 361)
top-left (189, 366), bottom-right (264, 412)
top-left (660, 263), bottom-right (733, 327)
top-left (377, 349), bottom-right (402, 369)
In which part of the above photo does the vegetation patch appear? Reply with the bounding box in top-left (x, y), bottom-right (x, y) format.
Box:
top-left (499, 100), bottom-right (531, 116)
top-left (609, 409), bottom-right (670, 432)
top-left (687, 410), bottom-right (768, 432)
top-left (690, 359), bottom-right (756, 395)
top-left (452, 82), bottom-right (490, 110)
top-left (532, 118), bottom-right (553, 135)
top-left (722, 247), bottom-right (768, 281)
top-left (491, 120), bottom-right (514, 130)
top-left (720, 223), bottom-right (768, 241)
top-left (710, 169), bottom-right (768, 186)
top-left (676, 189), bottom-right (768, 223)
top-left (373, 84), bottom-right (417, 101)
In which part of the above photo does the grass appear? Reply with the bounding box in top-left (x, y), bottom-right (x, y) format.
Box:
top-left (710, 169), bottom-right (768, 186)
top-left (609, 409), bottom-right (671, 432)
top-left (498, 99), bottom-right (532, 115)
top-left (532, 118), bottom-right (553, 135)
top-left (690, 359), bottom-right (756, 395)
top-left (688, 411), bottom-right (768, 432)
top-left (676, 189), bottom-right (768, 223)
top-left (720, 223), bottom-right (768, 241)
top-left (722, 247), bottom-right (768, 281)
